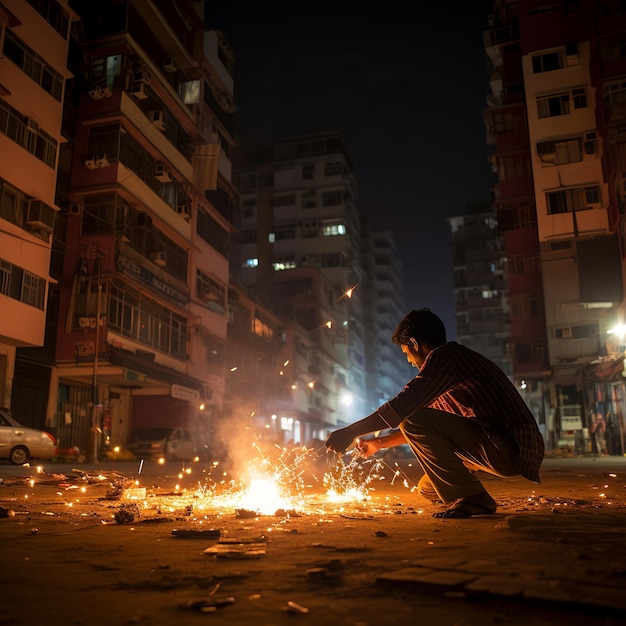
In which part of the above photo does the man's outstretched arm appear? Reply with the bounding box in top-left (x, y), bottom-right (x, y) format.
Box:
top-left (325, 410), bottom-right (400, 454)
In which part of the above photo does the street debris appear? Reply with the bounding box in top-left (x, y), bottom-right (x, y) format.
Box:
top-left (180, 596), bottom-right (235, 612)
top-left (114, 503), bottom-right (140, 524)
top-left (0, 506), bottom-right (15, 518)
top-left (203, 543), bottom-right (267, 559)
top-left (284, 600), bottom-right (309, 614)
top-left (171, 528), bottom-right (221, 539)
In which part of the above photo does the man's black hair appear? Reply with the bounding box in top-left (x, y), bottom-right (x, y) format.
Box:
top-left (391, 308), bottom-right (447, 347)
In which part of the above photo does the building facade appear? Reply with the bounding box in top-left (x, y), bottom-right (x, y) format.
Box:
top-left (448, 203), bottom-right (511, 377)
top-left (484, 0), bottom-right (626, 455)
top-left (233, 132), bottom-right (374, 439)
top-left (2, 0), bottom-right (238, 459)
top-left (360, 223), bottom-right (412, 412)
top-left (0, 0), bottom-right (78, 431)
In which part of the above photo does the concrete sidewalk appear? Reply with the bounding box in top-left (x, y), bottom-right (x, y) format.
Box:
top-left (0, 455), bottom-right (625, 625)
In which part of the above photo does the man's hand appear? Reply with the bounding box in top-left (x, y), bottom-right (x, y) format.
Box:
top-left (355, 437), bottom-right (384, 458)
top-left (325, 427), bottom-right (357, 454)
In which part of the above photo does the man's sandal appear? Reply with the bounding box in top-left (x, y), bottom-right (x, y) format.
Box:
top-left (432, 497), bottom-right (496, 519)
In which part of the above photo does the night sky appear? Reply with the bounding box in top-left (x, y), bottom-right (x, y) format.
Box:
top-left (209, 1), bottom-right (495, 338)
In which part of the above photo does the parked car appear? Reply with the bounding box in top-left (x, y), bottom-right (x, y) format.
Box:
top-left (0, 408), bottom-right (57, 465)
top-left (127, 428), bottom-right (197, 461)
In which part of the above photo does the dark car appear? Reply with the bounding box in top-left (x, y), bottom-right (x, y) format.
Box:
top-left (127, 428), bottom-right (197, 461)
top-left (0, 408), bottom-right (57, 465)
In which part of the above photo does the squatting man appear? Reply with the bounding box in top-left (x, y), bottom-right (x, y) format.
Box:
top-left (325, 308), bottom-right (545, 519)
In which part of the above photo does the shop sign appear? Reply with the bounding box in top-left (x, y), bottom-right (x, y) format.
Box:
top-left (125, 369), bottom-right (147, 383)
top-left (117, 254), bottom-right (189, 306)
top-left (172, 384), bottom-right (200, 402)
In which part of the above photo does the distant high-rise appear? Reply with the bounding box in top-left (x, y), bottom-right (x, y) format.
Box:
top-left (448, 203), bottom-right (510, 376)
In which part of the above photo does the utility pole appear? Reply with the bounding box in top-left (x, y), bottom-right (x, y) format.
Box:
top-left (87, 254), bottom-right (103, 464)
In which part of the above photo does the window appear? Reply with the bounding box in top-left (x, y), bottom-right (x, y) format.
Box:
top-left (546, 185), bottom-right (601, 214)
top-left (92, 54), bottom-right (122, 92)
top-left (271, 194), bottom-right (296, 207)
top-left (322, 220), bottom-right (346, 236)
top-left (108, 280), bottom-right (187, 359)
top-left (0, 258), bottom-right (45, 309)
top-left (3, 30), bottom-right (63, 101)
top-left (322, 191), bottom-right (343, 207)
top-left (196, 270), bottom-right (226, 310)
top-left (537, 93), bottom-right (570, 118)
top-left (497, 200), bottom-right (537, 231)
top-left (555, 324), bottom-right (599, 339)
top-left (302, 222), bottom-right (318, 238)
top-left (572, 88), bottom-right (587, 109)
top-left (272, 259), bottom-right (296, 271)
top-left (514, 342), bottom-right (545, 364)
top-left (324, 161), bottom-right (342, 176)
top-left (274, 224), bottom-right (296, 240)
top-left (302, 164), bottom-right (314, 179)
top-left (532, 50), bottom-right (564, 73)
top-left (603, 79), bottom-right (626, 104)
top-left (492, 111), bottom-right (514, 134)
top-left (508, 254), bottom-right (540, 275)
top-left (496, 154), bottom-right (531, 180)
top-left (537, 138), bottom-right (583, 166)
top-left (0, 100), bottom-right (57, 168)
top-left (0, 180), bottom-right (26, 230)
top-left (510, 294), bottom-right (542, 319)
top-left (26, 0), bottom-right (69, 37)
top-left (253, 315), bottom-right (274, 341)
top-left (197, 207), bottom-right (229, 258)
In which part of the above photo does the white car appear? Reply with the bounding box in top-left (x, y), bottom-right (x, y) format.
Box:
top-left (0, 408), bottom-right (57, 465)
top-left (128, 427), bottom-right (198, 461)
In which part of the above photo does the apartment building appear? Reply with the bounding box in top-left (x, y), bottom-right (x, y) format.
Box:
top-left (448, 203), bottom-right (511, 377)
top-left (0, 0), bottom-right (77, 429)
top-left (484, 0), bottom-right (626, 454)
top-left (232, 132), bottom-right (371, 439)
top-left (360, 223), bottom-right (411, 411)
top-left (1, 0), bottom-right (238, 458)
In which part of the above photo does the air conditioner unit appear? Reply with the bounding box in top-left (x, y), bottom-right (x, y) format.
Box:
top-left (78, 316), bottom-right (92, 328)
top-left (88, 80), bottom-right (106, 99)
top-left (130, 81), bottom-right (148, 100)
top-left (151, 250), bottom-right (167, 267)
top-left (89, 80), bottom-right (112, 99)
top-left (163, 56), bottom-right (177, 72)
top-left (94, 153), bottom-right (110, 168)
top-left (149, 110), bottom-right (166, 131)
top-left (132, 69), bottom-right (152, 84)
top-left (154, 162), bottom-right (172, 183)
top-left (26, 199), bottom-right (53, 231)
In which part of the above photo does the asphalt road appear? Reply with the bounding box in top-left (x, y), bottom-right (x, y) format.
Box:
top-left (1, 454), bottom-right (625, 626)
